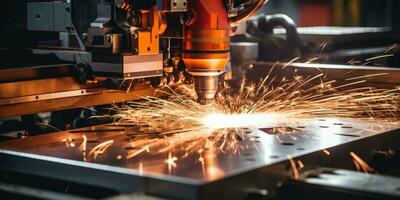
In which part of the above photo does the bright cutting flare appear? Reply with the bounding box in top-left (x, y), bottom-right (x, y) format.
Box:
top-left (202, 113), bottom-right (283, 129)
top-left (110, 62), bottom-right (400, 160)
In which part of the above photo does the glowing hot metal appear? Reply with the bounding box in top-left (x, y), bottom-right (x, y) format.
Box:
top-left (202, 113), bottom-right (284, 129)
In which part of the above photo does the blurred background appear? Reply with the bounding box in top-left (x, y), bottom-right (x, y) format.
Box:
top-left (264, 0), bottom-right (398, 29)
top-left (228, 0), bottom-right (400, 67)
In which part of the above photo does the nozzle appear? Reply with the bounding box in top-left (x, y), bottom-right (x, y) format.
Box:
top-left (194, 76), bottom-right (219, 105)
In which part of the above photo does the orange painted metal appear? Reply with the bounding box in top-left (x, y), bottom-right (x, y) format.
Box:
top-left (182, 0), bottom-right (230, 74)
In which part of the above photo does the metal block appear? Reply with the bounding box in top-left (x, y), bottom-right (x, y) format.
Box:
top-left (92, 54), bottom-right (164, 79)
top-left (230, 42), bottom-right (259, 62)
top-left (53, 1), bottom-right (72, 32)
top-left (164, 0), bottom-right (187, 12)
top-left (59, 32), bottom-right (76, 48)
top-left (27, 2), bottom-right (54, 31)
top-left (27, 1), bottom-right (72, 32)
top-left (279, 168), bottom-right (400, 200)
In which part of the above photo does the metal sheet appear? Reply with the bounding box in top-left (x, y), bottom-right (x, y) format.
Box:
top-left (0, 118), bottom-right (399, 199)
top-left (280, 168), bottom-right (400, 199)
top-left (245, 62), bottom-right (400, 86)
top-left (0, 80), bottom-right (159, 118)
top-left (274, 27), bottom-right (393, 45)
top-left (27, 2), bottom-right (54, 31)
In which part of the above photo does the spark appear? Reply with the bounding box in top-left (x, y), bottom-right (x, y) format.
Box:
top-left (88, 140), bottom-right (114, 160)
top-left (165, 152), bottom-right (178, 173)
top-left (288, 155), bottom-right (299, 179)
top-left (36, 122), bottom-right (61, 132)
top-left (199, 155), bottom-right (205, 176)
top-left (139, 162), bottom-right (143, 175)
top-left (79, 135), bottom-right (87, 152)
top-left (365, 54), bottom-right (394, 62)
top-left (126, 145), bottom-right (151, 159)
top-left (385, 43), bottom-right (400, 54)
top-left (347, 44), bottom-right (399, 66)
top-left (350, 152), bottom-right (377, 174)
top-left (79, 135), bottom-right (88, 161)
top-left (201, 113), bottom-right (284, 129)
top-left (374, 149), bottom-right (395, 157)
top-left (345, 73), bottom-right (389, 81)
top-left (319, 41), bottom-right (329, 53)
top-left (282, 57), bottom-right (300, 69)
top-left (306, 57), bottom-right (319, 64)
top-left (323, 149), bottom-right (331, 156)
top-left (61, 137), bottom-right (74, 148)
top-left (297, 160), bottom-right (304, 169)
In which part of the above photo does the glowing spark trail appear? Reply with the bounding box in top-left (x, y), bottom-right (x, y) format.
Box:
top-left (365, 54), bottom-right (394, 62)
top-left (61, 137), bottom-right (74, 148)
top-left (165, 152), bottom-right (178, 173)
top-left (297, 160), bottom-right (304, 169)
top-left (323, 149), bottom-right (331, 156)
top-left (350, 152), bottom-right (377, 174)
top-left (202, 113), bottom-right (284, 129)
top-left (288, 155), bottom-right (299, 179)
top-left (79, 135), bottom-right (87, 152)
top-left (88, 140), bottom-right (114, 160)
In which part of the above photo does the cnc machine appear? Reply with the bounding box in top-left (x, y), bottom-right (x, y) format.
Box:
top-left (2, 1), bottom-right (400, 200)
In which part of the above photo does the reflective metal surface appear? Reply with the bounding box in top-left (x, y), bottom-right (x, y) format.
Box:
top-left (246, 62), bottom-right (400, 87)
top-left (0, 118), bottom-right (399, 199)
top-left (0, 63), bottom-right (162, 117)
top-left (280, 168), bottom-right (400, 199)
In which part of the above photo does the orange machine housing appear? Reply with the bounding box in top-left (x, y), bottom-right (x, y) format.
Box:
top-left (182, 0), bottom-right (230, 103)
top-left (183, 0), bottom-right (230, 75)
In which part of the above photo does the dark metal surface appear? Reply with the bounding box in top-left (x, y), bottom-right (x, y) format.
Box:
top-left (245, 62), bottom-right (400, 87)
top-left (0, 168), bottom-right (120, 200)
top-left (0, 118), bottom-right (399, 199)
top-left (0, 182), bottom-right (93, 200)
top-left (0, 78), bottom-right (159, 118)
top-left (0, 63), bottom-right (72, 83)
top-left (276, 27), bottom-right (393, 44)
top-left (0, 63), bottom-right (162, 118)
top-left (280, 168), bottom-right (400, 200)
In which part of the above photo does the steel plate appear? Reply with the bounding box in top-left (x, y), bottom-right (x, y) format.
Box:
top-left (0, 119), bottom-right (400, 199)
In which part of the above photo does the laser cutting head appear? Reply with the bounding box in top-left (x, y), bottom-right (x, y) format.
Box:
top-left (182, 0), bottom-right (230, 104)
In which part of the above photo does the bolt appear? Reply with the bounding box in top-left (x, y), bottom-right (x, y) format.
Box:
top-left (106, 34), bottom-right (112, 42)
top-left (132, 32), bottom-right (138, 39)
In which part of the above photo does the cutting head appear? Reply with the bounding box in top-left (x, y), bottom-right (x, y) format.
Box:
top-left (182, 0), bottom-right (231, 104)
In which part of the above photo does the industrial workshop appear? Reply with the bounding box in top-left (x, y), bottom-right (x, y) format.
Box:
top-left (1, 0), bottom-right (400, 199)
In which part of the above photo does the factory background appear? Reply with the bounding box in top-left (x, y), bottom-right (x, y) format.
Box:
top-left (1, 0), bottom-right (399, 48)
top-left (265, 0), bottom-right (396, 27)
